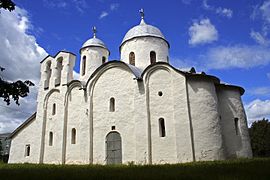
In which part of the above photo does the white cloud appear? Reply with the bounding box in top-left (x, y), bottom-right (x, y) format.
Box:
top-left (110, 3), bottom-right (119, 11)
top-left (260, 0), bottom-right (270, 23)
top-left (188, 18), bottom-right (218, 46)
top-left (250, 30), bottom-right (270, 46)
top-left (245, 99), bottom-right (270, 125)
top-left (204, 45), bottom-right (270, 69)
top-left (250, 1), bottom-right (270, 46)
top-left (43, 0), bottom-right (88, 13)
top-left (99, 11), bottom-right (109, 19)
top-left (0, 7), bottom-right (47, 133)
top-left (202, 0), bottom-right (233, 18)
top-left (216, 7), bottom-right (233, 18)
top-left (267, 73), bottom-right (270, 79)
top-left (248, 87), bottom-right (270, 96)
top-left (73, 70), bottom-right (80, 80)
top-left (202, 0), bottom-right (211, 10)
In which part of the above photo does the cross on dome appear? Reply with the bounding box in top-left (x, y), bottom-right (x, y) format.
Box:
top-left (139, 8), bottom-right (144, 19)
top-left (139, 8), bottom-right (146, 25)
top-left (92, 26), bottom-right (97, 38)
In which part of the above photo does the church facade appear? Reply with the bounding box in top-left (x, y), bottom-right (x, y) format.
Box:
top-left (8, 12), bottom-right (252, 165)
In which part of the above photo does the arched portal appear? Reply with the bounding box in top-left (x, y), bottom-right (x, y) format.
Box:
top-left (106, 131), bottom-right (122, 164)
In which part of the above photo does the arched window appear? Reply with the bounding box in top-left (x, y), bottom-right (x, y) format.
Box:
top-left (55, 57), bottom-right (63, 86)
top-left (44, 61), bottom-right (51, 89)
top-left (25, 144), bottom-right (30, 157)
top-left (102, 56), bottom-right (106, 64)
top-left (167, 56), bottom-right (169, 63)
top-left (129, 52), bottom-right (135, 65)
top-left (49, 132), bottom-right (53, 146)
top-left (110, 97), bottom-right (115, 112)
top-left (52, 103), bottom-right (56, 115)
top-left (71, 128), bottom-right (76, 144)
top-left (150, 51), bottom-right (156, 64)
top-left (159, 118), bottom-right (166, 137)
top-left (82, 56), bottom-right (86, 76)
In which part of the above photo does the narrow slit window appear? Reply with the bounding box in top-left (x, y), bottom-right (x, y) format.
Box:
top-left (25, 145), bottom-right (30, 157)
top-left (49, 132), bottom-right (53, 146)
top-left (82, 56), bottom-right (86, 76)
top-left (150, 51), bottom-right (156, 64)
top-left (234, 118), bottom-right (239, 135)
top-left (110, 97), bottom-right (115, 112)
top-left (159, 118), bottom-right (166, 137)
top-left (102, 56), bottom-right (106, 64)
top-left (129, 52), bottom-right (135, 65)
top-left (44, 61), bottom-right (51, 89)
top-left (52, 103), bottom-right (56, 115)
top-left (71, 128), bottom-right (76, 144)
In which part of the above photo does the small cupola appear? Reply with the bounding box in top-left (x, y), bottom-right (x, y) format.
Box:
top-left (80, 27), bottom-right (110, 82)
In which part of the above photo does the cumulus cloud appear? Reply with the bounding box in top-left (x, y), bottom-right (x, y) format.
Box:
top-left (245, 99), bottom-right (270, 125)
top-left (0, 8), bottom-right (47, 133)
top-left (204, 45), bottom-right (270, 69)
top-left (99, 11), bottom-right (109, 19)
top-left (250, 30), bottom-right (270, 46)
top-left (202, 0), bottom-right (233, 18)
top-left (188, 18), bottom-right (218, 46)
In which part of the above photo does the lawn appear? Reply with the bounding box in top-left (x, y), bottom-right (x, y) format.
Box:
top-left (0, 158), bottom-right (270, 180)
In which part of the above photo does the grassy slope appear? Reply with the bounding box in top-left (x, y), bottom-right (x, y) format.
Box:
top-left (0, 158), bottom-right (270, 180)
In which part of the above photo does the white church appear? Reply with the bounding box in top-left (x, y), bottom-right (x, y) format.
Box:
top-left (8, 10), bottom-right (252, 165)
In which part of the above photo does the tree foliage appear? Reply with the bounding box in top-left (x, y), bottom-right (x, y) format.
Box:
top-left (249, 118), bottom-right (270, 157)
top-left (0, 67), bottom-right (34, 105)
top-left (0, 0), bottom-right (15, 11)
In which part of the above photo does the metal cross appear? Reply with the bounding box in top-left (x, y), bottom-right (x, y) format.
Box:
top-left (139, 8), bottom-right (144, 19)
top-left (92, 26), bottom-right (97, 38)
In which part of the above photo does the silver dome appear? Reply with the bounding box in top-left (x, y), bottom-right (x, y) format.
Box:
top-left (121, 19), bottom-right (168, 47)
top-left (81, 37), bottom-right (108, 49)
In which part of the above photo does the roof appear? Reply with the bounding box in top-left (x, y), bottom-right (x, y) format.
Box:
top-left (216, 83), bottom-right (245, 95)
top-left (81, 37), bottom-right (108, 50)
top-left (9, 112), bottom-right (36, 139)
top-left (120, 19), bottom-right (169, 48)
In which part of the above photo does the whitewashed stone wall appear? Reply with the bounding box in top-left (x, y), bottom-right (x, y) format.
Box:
top-left (8, 116), bottom-right (40, 163)
top-left (80, 47), bottom-right (109, 82)
top-left (90, 66), bottom-right (137, 164)
top-left (217, 87), bottom-right (252, 158)
top-left (65, 86), bottom-right (89, 164)
top-left (187, 78), bottom-right (225, 161)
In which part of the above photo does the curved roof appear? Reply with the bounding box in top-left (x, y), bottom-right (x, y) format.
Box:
top-left (81, 37), bottom-right (108, 50)
top-left (120, 19), bottom-right (169, 47)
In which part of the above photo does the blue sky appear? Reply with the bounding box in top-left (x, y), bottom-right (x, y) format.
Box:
top-left (0, 0), bottom-right (270, 132)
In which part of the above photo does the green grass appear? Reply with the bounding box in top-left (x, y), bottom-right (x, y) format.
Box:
top-left (0, 158), bottom-right (270, 180)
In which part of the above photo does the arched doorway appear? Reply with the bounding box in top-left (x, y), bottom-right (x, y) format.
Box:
top-left (106, 131), bottom-right (122, 164)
